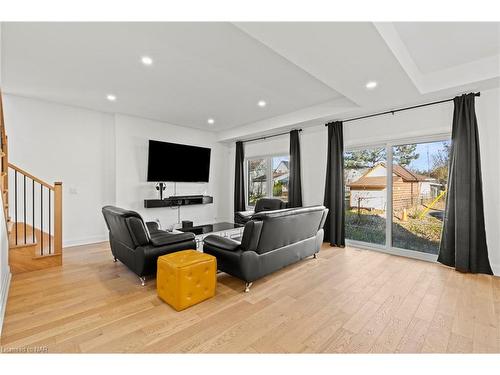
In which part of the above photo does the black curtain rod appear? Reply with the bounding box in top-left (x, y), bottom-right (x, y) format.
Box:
top-left (241, 129), bottom-right (302, 144)
top-left (325, 92), bottom-right (480, 126)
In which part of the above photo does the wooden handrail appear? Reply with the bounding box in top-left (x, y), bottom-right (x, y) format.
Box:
top-left (8, 163), bottom-right (55, 190)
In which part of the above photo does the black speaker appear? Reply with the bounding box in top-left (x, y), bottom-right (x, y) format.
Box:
top-left (182, 220), bottom-right (193, 229)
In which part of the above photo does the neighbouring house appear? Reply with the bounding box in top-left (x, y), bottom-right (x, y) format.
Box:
top-left (345, 168), bottom-right (368, 190)
top-left (249, 159), bottom-right (290, 202)
top-left (274, 160), bottom-right (289, 175)
top-left (248, 159), bottom-right (267, 203)
top-left (347, 163), bottom-right (438, 212)
top-left (273, 160), bottom-right (289, 199)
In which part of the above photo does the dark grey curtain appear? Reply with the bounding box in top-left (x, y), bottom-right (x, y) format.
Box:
top-left (323, 121), bottom-right (345, 247)
top-left (288, 130), bottom-right (303, 208)
top-left (234, 141), bottom-right (246, 212)
top-left (438, 93), bottom-right (492, 274)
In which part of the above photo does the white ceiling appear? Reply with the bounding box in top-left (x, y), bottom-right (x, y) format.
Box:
top-left (394, 22), bottom-right (500, 73)
top-left (1, 22), bottom-right (344, 130)
top-left (1, 22), bottom-right (499, 139)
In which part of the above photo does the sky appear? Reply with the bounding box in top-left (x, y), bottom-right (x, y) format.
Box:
top-left (273, 155), bottom-right (289, 169)
top-left (405, 140), bottom-right (450, 172)
top-left (270, 141), bottom-right (448, 173)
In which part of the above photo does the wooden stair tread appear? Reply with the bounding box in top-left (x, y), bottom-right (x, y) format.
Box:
top-left (8, 222), bottom-right (54, 250)
top-left (9, 246), bottom-right (62, 273)
top-left (32, 253), bottom-right (62, 260)
top-left (9, 242), bottom-right (37, 249)
top-left (8, 222), bottom-right (59, 273)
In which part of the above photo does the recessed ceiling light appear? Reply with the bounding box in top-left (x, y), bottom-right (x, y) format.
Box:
top-left (365, 81), bottom-right (378, 90)
top-left (141, 56), bottom-right (153, 66)
top-left (207, 118), bottom-right (215, 125)
top-left (257, 100), bottom-right (267, 107)
top-left (106, 94), bottom-right (117, 102)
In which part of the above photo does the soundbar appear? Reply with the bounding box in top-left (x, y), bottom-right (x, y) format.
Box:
top-left (144, 195), bottom-right (213, 208)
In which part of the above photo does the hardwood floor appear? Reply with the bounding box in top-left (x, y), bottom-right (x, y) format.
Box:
top-left (1, 242), bottom-right (499, 353)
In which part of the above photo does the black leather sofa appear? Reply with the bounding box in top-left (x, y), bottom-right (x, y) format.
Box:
top-left (102, 206), bottom-right (196, 285)
top-left (204, 205), bottom-right (328, 292)
top-left (234, 198), bottom-right (287, 224)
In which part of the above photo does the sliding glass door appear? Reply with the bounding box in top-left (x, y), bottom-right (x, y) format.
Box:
top-left (344, 137), bottom-right (451, 259)
top-left (344, 146), bottom-right (387, 246)
top-left (391, 140), bottom-right (450, 254)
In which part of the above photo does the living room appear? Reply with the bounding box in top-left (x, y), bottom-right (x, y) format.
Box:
top-left (1, 0), bottom-right (500, 371)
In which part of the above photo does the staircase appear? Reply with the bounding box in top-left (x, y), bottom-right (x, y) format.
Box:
top-left (0, 90), bottom-right (63, 274)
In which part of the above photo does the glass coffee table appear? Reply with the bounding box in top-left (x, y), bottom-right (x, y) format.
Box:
top-left (176, 222), bottom-right (244, 250)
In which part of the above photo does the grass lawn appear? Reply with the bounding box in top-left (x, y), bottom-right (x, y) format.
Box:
top-left (345, 208), bottom-right (443, 254)
top-left (345, 209), bottom-right (386, 245)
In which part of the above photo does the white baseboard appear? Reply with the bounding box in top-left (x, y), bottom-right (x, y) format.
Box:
top-left (63, 235), bottom-right (108, 248)
top-left (0, 268), bottom-right (12, 338)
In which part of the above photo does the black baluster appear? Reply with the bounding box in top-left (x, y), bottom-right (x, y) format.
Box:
top-left (41, 184), bottom-right (43, 255)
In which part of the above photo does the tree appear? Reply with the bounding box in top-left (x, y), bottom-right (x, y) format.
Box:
top-left (344, 149), bottom-right (386, 169)
top-left (344, 145), bottom-right (419, 169)
top-left (430, 142), bottom-right (451, 185)
top-left (248, 159), bottom-right (267, 203)
top-left (273, 180), bottom-right (283, 197)
top-left (393, 144), bottom-right (419, 167)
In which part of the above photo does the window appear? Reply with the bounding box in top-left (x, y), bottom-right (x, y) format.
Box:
top-left (248, 158), bottom-right (268, 206)
top-left (247, 155), bottom-right (289, 206)
top-left (344, 137), bottom-right (451, 259)
top-left (272, 156), bottom-right (289, 202)
top-left (344, 146), bottom-right (387, 246)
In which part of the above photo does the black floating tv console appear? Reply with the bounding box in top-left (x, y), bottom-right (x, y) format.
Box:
top-left (144, 195), bottom-right (213, 208)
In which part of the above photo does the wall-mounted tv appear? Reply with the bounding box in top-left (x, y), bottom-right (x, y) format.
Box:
top-left (147, 140), bottom-right (211, 182)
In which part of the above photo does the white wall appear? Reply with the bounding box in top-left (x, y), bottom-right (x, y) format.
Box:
top-left (0, 21), bottom-right (11, 337)
top-left (350, 189), bottom-right (387, 211)
top-left (475, 88), bottom-right (500, 275)
top-left (4, 95), bottom-right (116, 246)
top-left (0, 22), bottom-right (2, 84)
top-left (2, 86), bottom-right (499, 273)
top-left (227, 87), bottom-right (500, 274)
top-left (114, 114), bottom-right (231, 227)
top-left (2, 96), bottom-right (232, 246)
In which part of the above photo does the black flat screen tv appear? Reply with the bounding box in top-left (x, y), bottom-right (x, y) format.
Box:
top-left (147, 140), bottom-right (211, 182)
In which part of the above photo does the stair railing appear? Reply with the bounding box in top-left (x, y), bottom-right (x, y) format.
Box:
top-left (8, 163), bottom-right (62, 256)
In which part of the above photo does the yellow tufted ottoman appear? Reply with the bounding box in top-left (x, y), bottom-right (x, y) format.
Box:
top-left (157, 250), bottom-right (217, 311)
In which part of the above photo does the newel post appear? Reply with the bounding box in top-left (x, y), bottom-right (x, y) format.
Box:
top-left (54, 182), bottom-right (63, 254)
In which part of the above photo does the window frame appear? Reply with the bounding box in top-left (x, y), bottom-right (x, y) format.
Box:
top-left (245, 153), bottom-right (290, 209)
top-left (344, 132), bottom-right (451, 263)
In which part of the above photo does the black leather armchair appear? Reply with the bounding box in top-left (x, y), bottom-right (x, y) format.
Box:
top-left (205, 205), bottom-right (328, 292)
top-left (234, 198), bottom-right (287, 224)
top-left (102, 206), bottom-right (196, 285)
